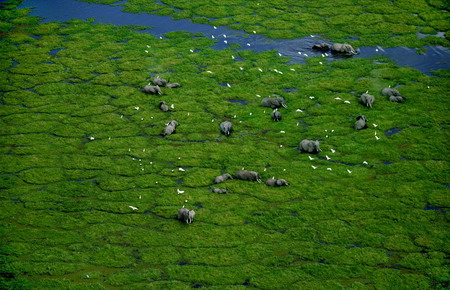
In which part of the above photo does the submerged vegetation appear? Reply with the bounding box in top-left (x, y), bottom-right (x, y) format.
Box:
top-left (1, 0), bottom-right (449, 288)
top-left (80, 0), bottom-right (450, 47)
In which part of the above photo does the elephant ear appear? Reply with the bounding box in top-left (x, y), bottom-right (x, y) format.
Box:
top-left (276, 179), bottom-right (282, 186)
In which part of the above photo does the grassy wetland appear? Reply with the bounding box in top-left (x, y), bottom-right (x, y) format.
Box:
top-left (1, 0), bottom-right (450, 289)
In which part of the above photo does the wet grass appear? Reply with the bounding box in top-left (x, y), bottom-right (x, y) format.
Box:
top-left (1, 1), bottom-right (450, 289)
top-left (79, 0), bottom-right (450, 48)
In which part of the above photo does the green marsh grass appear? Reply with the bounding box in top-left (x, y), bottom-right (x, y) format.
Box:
top-left (1, 1), bottom-right (449, 289)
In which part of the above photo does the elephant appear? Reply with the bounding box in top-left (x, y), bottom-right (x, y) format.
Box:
top-left (159, 101), bottom-right (169, 112)
top-left (220, 121), bottom-right (233, 136)
top-left (299, 139), bottom-right (321, 154)
top-left (360, 93), bottom-right (375, 108)
top-left (354, 115), bottom-right (368, 130)
top-left (312, 42), bottom-right (331, 52)
top-left (178, 207), bottom-right (195, 223)
top-left (389, 95), bottom-right (405, 103)
top-left (235, 170), bottom-right (262, 183)
top-left (265, 178), bottom-right (289, 187)
top-left (271, 109), bottom-right (282, 121)
top-left (331, 43), bottom-right (359, 55)
top-left (166, 83), bottom-right (181, 88)
top-left (381, 87), bottom-right (401, 97)
top-left (162, 120), bottom-right (179, 136)
top-left (261, 97), bottom-right (287, 109)
top-left (142, 85), bottom-right (162, 95)
top-left (214, 173), bottom-right (233, 184)
top-left (212, 188), bottom-right (228, 194)
top-left (153, 76), bottom-right (169, 87)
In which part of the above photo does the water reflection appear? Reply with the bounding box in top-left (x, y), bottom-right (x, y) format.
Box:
top-left (20, 0), bottom-right (450, 75)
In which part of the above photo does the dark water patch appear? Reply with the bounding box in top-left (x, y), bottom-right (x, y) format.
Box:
top-left (10, 60), bottom-right (19, 69)
top-left (445, 184), bottom-right (450, 188)
top-left (176, 179), bottom-right (183, 185)
top-left (178, 261), bottom-right (188, 266)
top-left (49, 48), bottom-right (64, 56)
top-left (45, 61), bottom-right (56, 64)
top-left (92, 72), bottom-right (101, 76)
top-left (315, 103), bottom-right (321, 106)
top-left (193, 202), bottom-right (203, 209)
top-left (417, 32), bottom-right (445, 39)
top-left (116, 40), bottom-right (128, 43)
top-left (290, 211), bottom-right (298, 216)
top-left (385, 127), bottom-right (402, 136)
top-left (192, 284), bottom-right (203, 288)
top-left (219, 83), bottom-right (230, 87)
top-left (242, 279), bottom-right (250, 286)
top-left (29, 35), bottom-right (41, 40)
top-left (283, 88), bottom-right (297, 93)
top-left (109, 57), bottom-right (122, 60)
top-left (227, 99), bottom-right (247, 105)
top-left (38, 186), bottom-right (46, 191)
top-left (261, 129), bottom-right (271, 135)
top-left (423, 205), bottom-right (447, 214)
top-left (384, 161), bottom-right (392, 165)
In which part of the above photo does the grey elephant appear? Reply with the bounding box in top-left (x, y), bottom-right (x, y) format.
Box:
top-left (166, 83), bottom-right (181, 88)
top-left (265, 178), bottom-right (289, 187)
top-left (235, 170), bottom-right (262, 183)
top-left (162, 120), bottom-right (179, 136)
top-left (212, 188), bottom-right (228, 194)
top-left (381, 87), bottom-right (401, 97)
top-left (331, 43), bottom-right (358, 55)
top-left (389, 95), bottom-right (405, 103)
top-left (271, 109), bottom-right (282, 121)
top-left (153, 76), bottom-right (169, 87)
top-left (142, 85), bottom-right (162, 95)
top-left (220, 121), bottom-right (233, 136)
top-left (261, 97), bottom-right (287, 109)
top-left (299, 139), bottom-right (321, 154)
top-left (354, 115), bottom-right (368, 130)
top-left (360, 93), bottom-right (374, 108)
top-left (178, 207), bottom-right (195, 223)
top-left (312, 42), bottom-right (331, 52)
top-left (214, 173), bottom-right (233, 184)
top-left (159, 101), bottom-right (169, 112)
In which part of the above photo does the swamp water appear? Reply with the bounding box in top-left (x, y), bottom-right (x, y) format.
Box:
top-left (21, 0), bottom-right (450, 75)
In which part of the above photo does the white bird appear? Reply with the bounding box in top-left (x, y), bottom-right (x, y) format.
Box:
top-left (319, 62), bottom-right (323, 65)
top-left (178, 157), bottom-right (181, 160)
top-left (128, 148), bottom-right (131, 152)
top-left (86, 275), bottom-right (90, 278)
top-left (155, 181), bottom-right (158, 184)
top-left (214, 26), bottom-right (217, 29)
top-left (309, 96), bottom-right (315, 99)
top-left (347, 169), bottom-right (352, 174)
top-left (143, 148), bottom-right (145, 152)
top-left (190, 49), bottom-right (194, 53)
top-left (89, 137), bottom-right (95, 140)
top-left (325, 130), bottom-right (328, 132)
top-left (185, 200), bottom-right (188, 203)
top-left (246, 43), bottom-right (251, 46)
top-left (375, 136), bottom-right (381, 140)
top-left (121, 115), bottom-right (123, 118)
top-left (146, 45), bottom-right (150, 48)
top-left (159, 36), bottom-right (163, 39)
top-left (330, 149), bottom-right (336, 153)
top-left (296, 109), bottom-right (303, 112)
top-left (308, 156), bottom-right (314, 160)
top-left (141, 118), bottom-right (144, 121)
top-left (303, 53), bottom-right (308, 57)
top-left (139, 195), bottom-right (142, 199)
top-left (290, 68), bottom-right (295, 71)
top-left (279, 145), bottom-right (283, 148)
top-left (224, 40), bottom-right (228, 44)
top-left (362, 161), bottom-right (368, 165)
top-left (344, 100), bottom-right (351, 104)
top-left (310, 35), bottom-right (315, 37)
top-left (211, 35), bottom-right (215, 39)
top-left (141, 168), bottom-right (144, 171)
top-left (278, 71), bottom-right (283, 74)
top-left (177, 189), bottom-right (184, 194)
top-left (179, 168), bottom-right (185, 172)
top-left (278, 53), bottom-right (282, 57)
top-left (325, 53), bottom-right (329, 56)
top-left (298, 51), bottom-right (302, 55)
top-left (258, 68), bottom-right (263, 72)
top-left (283, 169), bottom-right (286, 172)
top-left (242, 167), bottom-right (245, 170)
top-left (264, 168), bottom-right (267, 171)
top-left (145, 50), bottom-right (148, 53)
top-left (366, 90), bottom-right (369, 94)
top-left (231, 55), bottom-right (235, 59)
top-left (331, 130), bottom-right (334, 133)
top-left (372, 123), bottom-right (378, 127)
top-left (274, 69), bottom-right (279, 73)
top-left (427, 86), bottom-right (430, 89)
top-left (129, 206), bottom-right (138, 211)
top-left (249, 112), bottom-right (252, 116)
top-left (233, 115), bottom-right (237, 118)
top-left (239, 67), bottom-right (244, 71)
top-left (327, 168), bottom-right (332, 171)
top-left (326, 135), bottom-right (329, 138)
top-left (227, 83), bottom-right (231, 87)
top-left (335, 97), bottom-right (342, 100)
top-left (311, 165), bottom-right (317, 169)
top-left (326, 155), bottom-right (331, 160)
top-left (206, 71), bottom-right (213, 73)
top-left (134, 106), bottom-right (139, 110)
top-left (296, 122), bottom-right (299, 126)
top-left (223, 34), bottom-right (227, 38)
top-left (212, 119), bottom-right (215, 122)
top-left (150, 116), bottom-right (153, 119)
top-left (108, 137), bottom-right (111, 140)
top-left (150, 161), bottom-right (153, 164)
top-left (280, 130), bottom-right (285, 133)
top-left (321, 54), bottom-right (325, 57)
top-left (253, 30), bottom-right (257, 34)
top-left (256, 94), bottom-right (261, 98)
top-left (375, 48), bottom-right (379, 52)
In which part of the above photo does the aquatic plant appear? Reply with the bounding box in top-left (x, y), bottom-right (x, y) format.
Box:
top-left (1, 1), bottom-right (449, 289)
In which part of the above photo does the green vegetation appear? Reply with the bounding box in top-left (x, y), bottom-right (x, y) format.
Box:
top-left (79, 0), bottom-right (450, 47)
top-left (1, 0), bottom-right (449, 288)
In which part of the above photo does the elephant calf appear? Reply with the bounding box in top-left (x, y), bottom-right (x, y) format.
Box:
top-left (142, 85), bottom-right (162, 95)
top-left (271, 109), bottom-right (282, 121)
top-left (382, 87), bottom-right (405, 103)
top-left (212, 188), bottom-right (228, 194)
top-left (354, 115), bottom-right (368, 130)
top-left (178, 207), bottom-right (195, 223)
top-left (220, 121), bottom-right (233, 136)
top-left (331, 43), bottom-right (358, 55)
top-left (153, 76), bottom-right (168, 87)
top-left (360, 93), bottom-right (374, 108)
top-left (214, 173), bottom-right (233, 184)
top-left (261, 97), bottom-right (287, 109)
top-left (235, 170), bottom-right (262, 183)
top-left (162, 120), bottom-right (179, 136)
top-left (299, 139), bottom-right (321, 154)
top-left (265, 178), bottom-right (289, 187)
top-left (159, 101), bottom-right (169, 112)
top-left (166, 83), bottom-right (181, 88)
top-left (312, 42), bottom-right (331, 52)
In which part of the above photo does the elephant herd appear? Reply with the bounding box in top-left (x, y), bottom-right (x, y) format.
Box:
top-left (142, 44), bottom-right (406, 224)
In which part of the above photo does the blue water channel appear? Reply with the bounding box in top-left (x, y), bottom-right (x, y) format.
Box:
top-left (20, 0), bottom-right (450, 75)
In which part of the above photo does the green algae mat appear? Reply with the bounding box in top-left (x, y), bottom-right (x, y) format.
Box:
top-left (80, 0), bottom-right (450, 47)
top-left (1, 1), bottom-right (449, 289)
